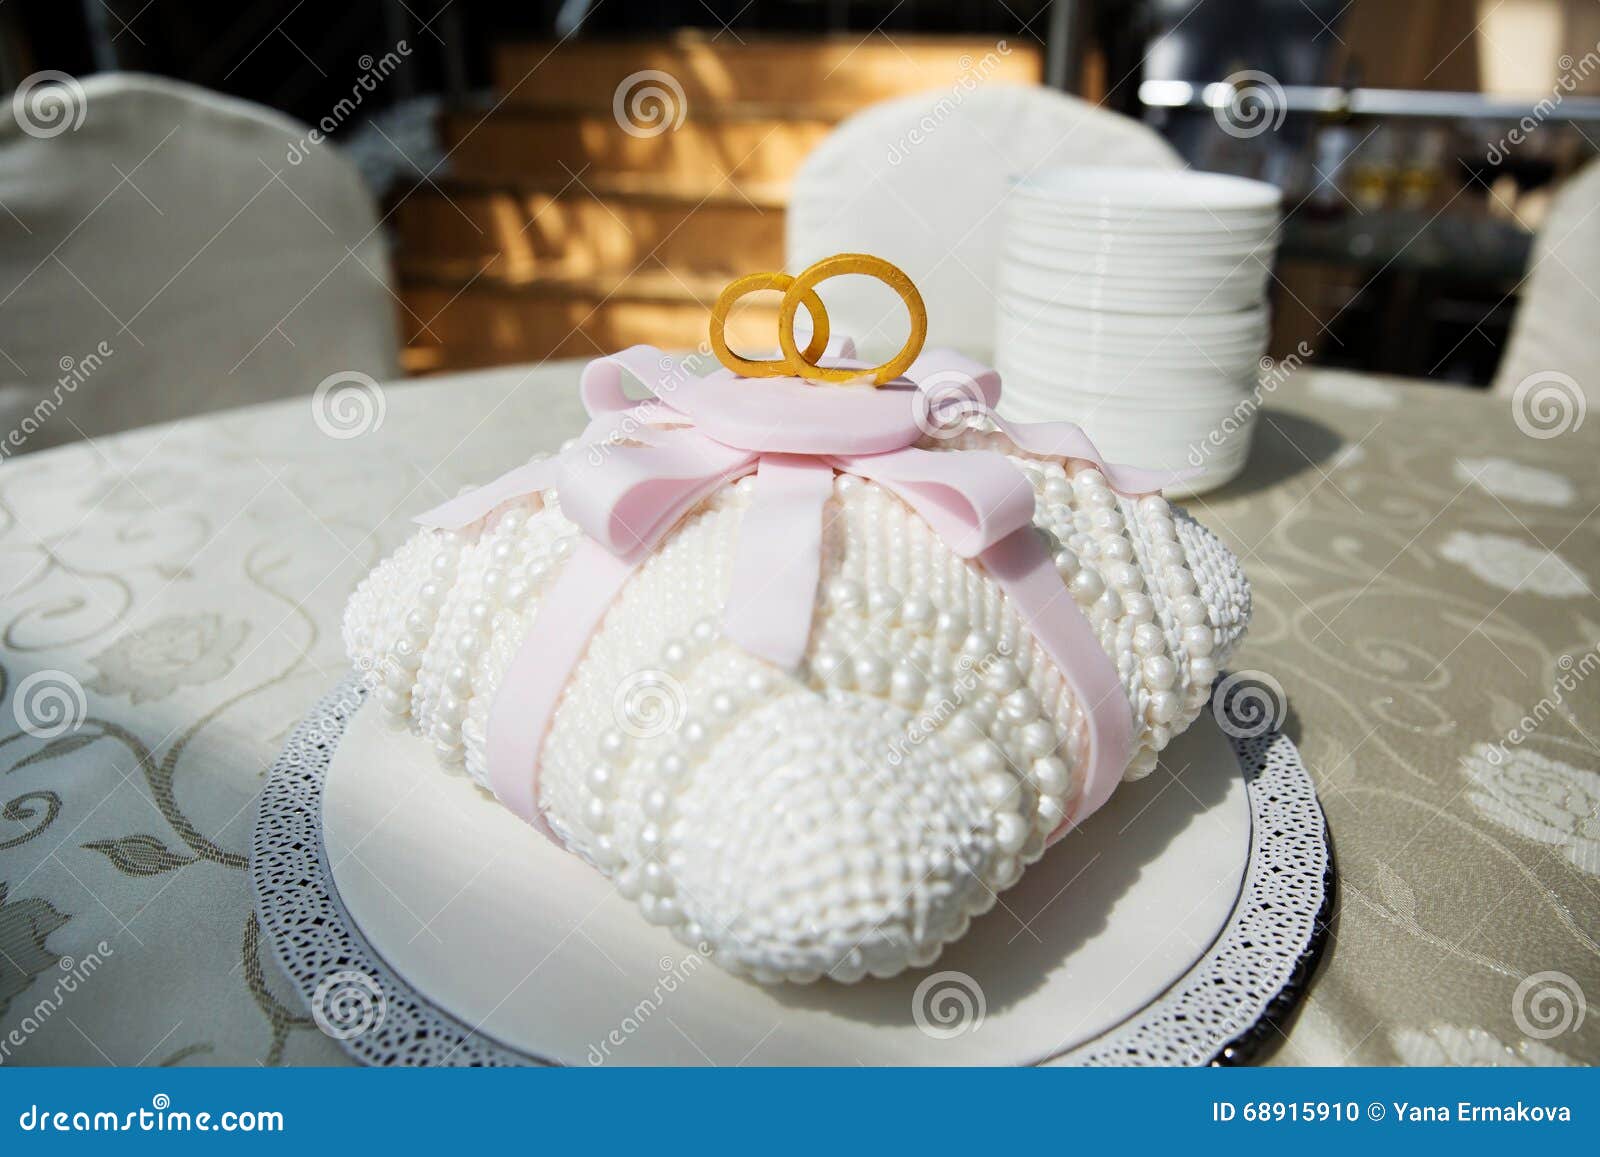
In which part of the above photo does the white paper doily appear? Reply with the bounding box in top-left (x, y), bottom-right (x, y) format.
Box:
top-left (251, 675), bottom-right (1331, 1066)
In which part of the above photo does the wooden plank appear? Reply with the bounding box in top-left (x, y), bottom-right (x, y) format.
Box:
top-left (439, 107), bottom-right (833, 188)
top-left (493, 32), bottom-right (1041, 111)
top-left (398, 272), bottom-right (783, 373)
top-left (390, 183), bottom-right (784, 279)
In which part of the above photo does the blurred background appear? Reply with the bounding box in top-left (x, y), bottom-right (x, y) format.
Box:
top-left (1, 0), bottom-right (1597, 443)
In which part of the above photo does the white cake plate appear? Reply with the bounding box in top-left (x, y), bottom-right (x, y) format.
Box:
top-left (252, 676), bottom-right (1331, 1066)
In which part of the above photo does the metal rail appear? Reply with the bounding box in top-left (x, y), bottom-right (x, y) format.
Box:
top-left (1139, 79), bottom-right (1600, 122)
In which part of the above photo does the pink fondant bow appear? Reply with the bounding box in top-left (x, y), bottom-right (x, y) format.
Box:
top-left (417, 342), bottom-right (1185, 844)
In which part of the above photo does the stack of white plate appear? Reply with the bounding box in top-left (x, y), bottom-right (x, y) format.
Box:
top-left (995, 167), bottom-right (1282, 496)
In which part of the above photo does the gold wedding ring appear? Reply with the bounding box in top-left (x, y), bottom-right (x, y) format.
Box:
top-left (709, 272), bottom-right (829, 378)
top-left (708, 253), bottom-right (928, 387)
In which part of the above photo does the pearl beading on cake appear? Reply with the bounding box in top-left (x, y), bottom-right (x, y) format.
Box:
top-left (342, 445), bottom-right (1250, 983)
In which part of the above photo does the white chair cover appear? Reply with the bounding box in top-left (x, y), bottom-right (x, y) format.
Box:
top-left (0, 72), bottom-right (399, 451)
top-left (786, 84), bottom-right (1179, 360)
top-left (1494, 157), bottom-right (1600, 406)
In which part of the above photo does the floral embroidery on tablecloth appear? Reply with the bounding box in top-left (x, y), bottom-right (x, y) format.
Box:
top-left (1437, 530), bottom-right (1590, 598)
top-left (1454, 457), bottom-right (1576, 508)
top-left (1461, 743), bottom-right (1600, 877)
top-left (1391, 1024), bottom-right (1580, 1066)
top-left (0, 883), bottom-right (70, 1018)
top-left (86, 614), bottom-right (250, 704)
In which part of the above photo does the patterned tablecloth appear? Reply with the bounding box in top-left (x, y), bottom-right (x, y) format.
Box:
top-left (1, 362), bottom-right (1595, 1067)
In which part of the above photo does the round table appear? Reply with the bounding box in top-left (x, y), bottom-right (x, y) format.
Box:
top-left (1, 362), bottom-right (1595, 1066)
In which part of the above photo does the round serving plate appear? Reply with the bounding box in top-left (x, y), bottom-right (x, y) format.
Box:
top-left (1003, 228), bottom-right (1281, 263)
top-left (997, 308), bottom-right (1269, 355)
top-left (996, 266), bottom-right (1265, 315)
top-left (999, 382), bottom-right (1259, 430)
top-left (252, 676), bottom-right (1331, 1067)
top-left (997, 339), bottom-right (1267, 380)
top-left (999, 342), bottom-right (1266, 383)
top-left (1003, 361), bottom-right (1266, 396)
top-left (1005, 210), bottom-right (1281, 243)
top-left (1011, 166), bottom-right (1283, 214)
top-left (996, 387), bottom-right (1258, 490)
top-left (1003, 200), bottom-right (1280, 235)
top-left (996, 296), bottom-right (1270, 341)
top-left (1004, 323), bottom-right (1267, 372)
top-left (998, 245), bottom-right (1272, 288)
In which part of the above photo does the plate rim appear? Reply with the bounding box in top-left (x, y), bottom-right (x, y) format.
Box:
top-left (250, 674), bottom-right (1332, 1067)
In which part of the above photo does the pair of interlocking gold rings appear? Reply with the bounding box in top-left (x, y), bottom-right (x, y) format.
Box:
top-left (708, 253), bottom-right (928, 387)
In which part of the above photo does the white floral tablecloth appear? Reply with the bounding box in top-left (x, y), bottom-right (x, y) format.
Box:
top-left (0, 363), bottom-right (1596, 1066)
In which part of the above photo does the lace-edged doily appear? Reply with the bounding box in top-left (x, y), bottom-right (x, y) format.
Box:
top-left (250, 676), bottom-right (1331, 1067)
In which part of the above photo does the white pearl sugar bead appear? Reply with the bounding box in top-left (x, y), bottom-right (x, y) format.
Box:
top-left (1068, 568), bottom-right (1104, 603)
top-left (1149, 691), bottom-right (1181, 725)
top-left (1018, 720), bottom-right (1056, 757)
top-left (827, 578), bottom-right (863, 608)
top-left (890, 664), bottom-right (927, 706)
top-left (1143, 656), bottom-right (1177, 693)
top-left (1032, 756), bottom-right (1071, 797)
top-left (1133, 623), bottom-right (1165, 656)
top-left (994, 813), bottom-right (1029, 854)
top-left (853, 655), bottom-right (890, 694)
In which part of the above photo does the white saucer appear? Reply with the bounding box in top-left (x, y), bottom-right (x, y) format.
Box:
top-left (320, 702), bottom-right (1252, 1065)
top-left (1011, 166), bottom-right (1282, 214)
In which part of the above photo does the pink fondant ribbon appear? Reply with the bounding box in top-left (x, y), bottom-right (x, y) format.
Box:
top-left (416, 344), bottom-right (1191, 845)
top-left (724, 454), bottom-right (836, 670)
